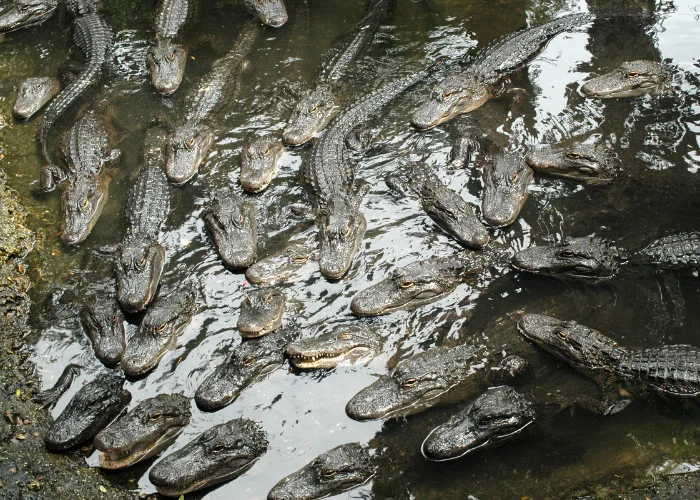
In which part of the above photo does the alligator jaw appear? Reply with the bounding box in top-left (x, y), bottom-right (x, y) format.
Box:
top-left (13, 77), bottom-right (60, 120)
top-left (147, 40), bottom-right (187, 96)
top-left (98, 424), bottom-right (186, 469)
top-left (318, 211), bottom-right (366, 280)
top-left (411, 77), bottom-right (490, 130)
top-left (166, 125), bottom-right (214, 185)
top-left (581, 61), bottom-right (668, 99)
top-left (116, 241), bottom-right (166, 314)
top-left (289, 346), bottom-right (371, 369)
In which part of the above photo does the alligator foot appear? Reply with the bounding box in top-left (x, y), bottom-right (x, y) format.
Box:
top-left (506, 87), bottom-right (528, 118)
top-left (38, 164), bottom-right (66, 193)
top-left (448, 135), bottom-right (480, 169)
top-left (33, 364), bottom-right (82, 410)
top-left (545, 391), bottom-right (631, 416)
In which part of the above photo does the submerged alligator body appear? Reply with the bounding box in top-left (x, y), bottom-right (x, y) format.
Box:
top-left (581, 60), bottom-right (670, 98)
top-left (239, 134), bottom-right (285, 193)
top-left (245, 240), bottom-right (318, 285)
top-left (237, 287), bottom-right (285, 338)
top-left (33, 364), bottom-right (81, 410)
top-left (0, 0), bottom-right (57, 33)
top-left (287, 324), bottom-right (383, 369)
top-left (241, 0), bottom-right (287, 27)
top-left (13, 76), bottom-right (60, 120)
top-left (525, 139), bottom-right (620, 184)
top-left (481, 152), bottom-right (533, 228)
top-left (202, 189), bottom-right (257, 269)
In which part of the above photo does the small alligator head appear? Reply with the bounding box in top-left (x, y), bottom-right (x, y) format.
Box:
top-left (287, 324), bottom-right (383, 369)
top-left (268, 443), bottom-right (376, 500)
top-left (421, 385), bottom-right (535, 461)
top-left (13, 77), bottom-right (60, 120)
top-left (203, 192), bottom-right (257, 269)
top-left (581, 60), bottom-right (669, 99)
top-left (482, 153), bottom-right (533, 228)
top-left (60, 177), bottom-right (108, 245)
top-left (237, 287), bottom-right (285, 338)
top-left (242, 0), bottom-right (288, 27)
top-left (511, 236), bottom-right (621, 282)
top-left (66, 0), bottom-right (99, 15)
top-left (149, 418), bottom-right (268, 496)
top-left (525, 141), bottom-right (619, 184)
top-left (116, 238), bottom-right (166, 313)
top-left (351, 257), bottom-right (464, 316)
top-left (283, 84), bottom-right (336, 146)
top-left (318, 200), bottom-right (366, 279)
top-left (95, 393), bottom-right (191, 469)
top-left (411, 74), bottom-right (489, 130)
top-left (79, 299), bottom-right (125, 366)
top-left (147, 39), bottom-right (187, 96)
top-left (246, 241), bottom-right (317, 285)
top-left (0, 0), bottom-right (57, 34)
top-left (166, 123), bottom-right (214, 185)
top-left (240, 135), bottom-right (285, 193)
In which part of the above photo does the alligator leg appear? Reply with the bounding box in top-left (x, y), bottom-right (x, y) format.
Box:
top-left (448, 134), bottom-right (481, 169)
top-left (547, 385), bottom-right (632, 416)
top-left (33, 364), bottom-right (81, 410)
top-left (38, 163), bottom-right (67, 193)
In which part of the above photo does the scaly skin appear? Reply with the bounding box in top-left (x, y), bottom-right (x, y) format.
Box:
top-left (525, 140), bottom-right (619, 184)
top-left (240, 135), bottom-right (285, 193)
top-left (0, 0), bottom-right (57, 34)
top-left (245, 240), bottom-right (318, 285)
top-left (13, 77), bottom-right (60, 120)
top-left (80, 297), bottom-right (125, 366)
top-left (237, 287), bottom-right (285, 338)
top-left (581, 60), bottom-right (669, 98)
top-left (481, 152), bottom-right (533, 228)
top-left (241, 0), bottom-right (287, 27)
top-left (32, 364), bottom-right (81, 410)
top-left (147, 0), bottom-right (194, 95)
top-left (287, 324), bottom-right (383, 369)
top-left (202, 190), bottom-right (257, 269)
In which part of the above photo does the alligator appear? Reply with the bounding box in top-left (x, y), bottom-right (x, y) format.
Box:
top-left (195, 329), bottom-right (292, 411)
top-left (481, 152), bottom-right (533, 228)
top-left (239, 134), bottom-right (285, 193)
top-left (0, 0), bottom-right (57, 33)
top-left (518, 313), bottom-right (700, 414)
top-left (115, 128), bottom-right (171, 313)
top-left (237, 287), bottom-right (285, 338)
top-left (511, 232), bottom-right (700, 283)
top-left (13, 77), bottom-right (60, 120)
top-left (241, 0), bottom-right (287, 27)
top-left (267, 442), bottom-right (376, 500)
top-left (166, 22), bottom-right (259, 185)
top-left (33, 364), bottom-right (81, 410)
top-left (411, 12), bottom-right (592, 130)
top-left (43, 372), bottom-right (131, 451)
top-left (147, 0), bottom-right (197, 95)
top-left (525, 139), bottom-right (620, 184)
top-left (286, 324), bottom-right (383, 369)
top-left (421, 385), bottom-right (535, 461)
top-left (79, 298), bottom-right (125, 366)
top-left (149, 418), bottom-right (268, 496)
top-left (94, 393), bottom-right (191, 469)
top-left (202, 189), bottom-right (257, 269)
top-left (581, 60), bottom-right (670, 99)
top-left (283, 0), bottom-right (391, 146)
top-left (306, 68), bottom-right (430, 279)
top-left (387, 165), bottom-right (490, 248)
top-left (345, 342), bottom-right (527, 420)
top-left (121, 283), bottom-right (198, 376)
top-left (245, 239), bottom-right (318, 285)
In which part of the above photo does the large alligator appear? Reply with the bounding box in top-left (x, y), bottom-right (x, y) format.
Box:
top-left (581, 60), bottom-right (670, 98)
top-left (267, 442), bottom-right (376, 500)
top-left (13, 77), bottom-right (60, 120)
top-left (283, 0), bottom-right (391, 146)
top-left (411, 12), bottom-right (592, 130)
top-left (115, 129), bottom-right (171, 313)
top-left (305, 68), bottom-right (430, 279)
top-left (94, 393), bottom-right (191, 469)
top-left (0, 0), bottom-right (57, 33)
top-left (43, 372), bottom-right (131, 451)
top-left (202, 189), bottom-right (257, 269)
top-left (481, 152), bottom-right (533, 228)
top-left (166, 22), bottom-right (259, 185)
top-left (239, 134), bottom-right (285, 193)
top-left (149, 418), bottom-right (268, 496)
top-left (237, 287), bottom-right (285, 338)
top-left (519, 313), bottom-right (700, 414)
top-left (525, 139), bottom-right (620, 184)
top-left (33, 364), bottom-right (81, 410)
top-left (286, 323), bottom-right (383, 369)
top-left (241, 0), bottom-right (287, 28)
top-left (245, 239), bottom-right (318, 285)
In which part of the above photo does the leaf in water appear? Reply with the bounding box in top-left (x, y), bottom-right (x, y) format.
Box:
top-left (99, 485), bottom-right (107, 493)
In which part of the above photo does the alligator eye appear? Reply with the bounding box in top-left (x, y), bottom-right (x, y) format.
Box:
top-left (403, 378), bottom-right (418, 387)
top-left (560, 250), bottom-right (575, 258)
top-left (263, 147), bottom-right (270, 156)
top-left (245, 295), bottom-right (252, 304)
top-left (311, 105), bottom-right (319, 113)
top-left (238, 214), bottom-right (244, 223)
top-left (627, 70), bottom-right (639, 78)
top-left (322, 469), bottom-right (337, 478)
top-left (400, 280), bottom-right (414, 289)
top-left (292, 254), bottom-right (308, 264)
top-left (511, 171), bottom-right (519, 182)
top-left (338, 332), bottom-right (353, 340)
top-left (150, 412), bottom-right (163, 421)
top-left (80, 198), bottom-right (90, 210)
top-left (36, 84), bottom-right (43, 90)
top-left (156, 322), bottom-right (169, 333)
top-left (442, 91), bottom-right (454, 100)
top-left (265, 293), bottom-right (274, 303)
top-left (556, 330), bottom-right (569, 340)
top-left (567, 152), bottom-right (582, 159)
top-left (169, 51), bottom-right (175, 62)
top-left (212, 444), bottom-right (226, 454)
top-left (111, 314), bottom-right (118, 324)
top-left (243, 357), bottom-right (255, 366)
top-left (344, 225), bottom-right (352, 237)
top-left (140, 254), bottom-right (147, 266)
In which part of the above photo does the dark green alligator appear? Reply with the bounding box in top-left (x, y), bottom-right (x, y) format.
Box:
top-left (245, 239), bottom-right (318, 285)
top-left (286, 324), bottom-right (383, 369)
top-left (241, 0), bottom-right (287, 27)
top-left (13, 76), bottom-right (60, 120)
top-left (525, 139), bottom-right (620, 184)
top-left (121, 283), bottom-right (198, 376)
top-left (33, 364), bottom-right (81, 410)
top-left (306, 68), bottom-right (429, 279)
top-left (237, 287), bottom-right (285, 338)
top-left (283, 0), bottom-right (391, 146)
top-left (267, 442), bottom-right (376, 500)
top-left (581, 60), bottom-right (670, 98)
top-left (421, 385), bottom-right (535, 461)
top-left (202, 189), bottom-right (257, 269)
top-left (519, 313), bottom-right (700, 414)
top-left (149, 418), bottom-right (268, 496)
top-left (411, 12), bottom-right (592, 129)
top-left (346, 342), bottom-right (527, 420)
top-left (481, 152), bottom-right (533, 228)
top-left (43, 372), bottom-right (131, 451)
top-left (94, 393), bottom-right (191, 469)
top-left (166, 22), bottom-right (259, 185)
top-left (240, 134), bottom-right (285, 193)
top-left (0, 0), bottom-right (57, 33)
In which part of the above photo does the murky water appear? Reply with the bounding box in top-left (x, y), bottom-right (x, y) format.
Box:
top-left (1, 0), bottom-right (700, 498)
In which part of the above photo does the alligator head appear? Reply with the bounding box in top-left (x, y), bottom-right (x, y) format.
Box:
top-left (65, 0), bottom-right (99, 15)
top-left (147, 39), bottom-right (187, 95)
top-left (287, 324), bottom-right (383, 369)
top-left (166, 122), bottom-right (214, 185)
top-left (482, 153), bottom-right (533, 228)
top-left (60, 176), bottom-right (109, 245)
top-left (242, 0), bottom-right (288, 28)
top-left (203, 192), bottom-right (257, 269)
top-left (95, 393), bottom-right (191, 469)
top-left (511, 236), bottom-right (621, 282)
top-left (237, 287), bottom-right (285, 338)
top-left (421, 385), bottom-right (535, 461)
top-left (246, 241), bottom-right (317, 285)
top-left (268, 443), bottom-right (376, 500)
top-left (411, 73), bottom-right (489, 130)
top-left (283, 84), bottom-right (337, 146)
top-left (79, 299), bottom-right (125, 366)
top-left (240, 135), bottom-right (285, 192)
top-left (581, 60), bottom-right (669, 99)
top-left (13, 76), bottom-right (60, 120)
top-left (525, 141), bottom-right (619, 184)
top-left (149, 418), bottom-right (268, 496)
top-left (44, 373), bottom-right (131, 451)
top-left (318, 199), bottom-right (366, 279)
top-left (0, 0), bottom-right (57, 34)
top-left (116, 238), bottom-right (166, 313)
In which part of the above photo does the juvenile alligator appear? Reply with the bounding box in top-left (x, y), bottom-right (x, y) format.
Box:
top-left (0, 0), bottom-right (57, 33)
top-left (241, 0), bottom-right (287, 27)
top-left (519, 313), bottom-right (700, 414)
top-left (202, 189), bottom-right (257, 269)
top-left (13, 77), bottom-right (60, 120)
top-left (283, 0), bottom-right (391, 145)
top-left (121, 283), bottom-right (198, 376)
top-left (44, 372), bottom-right (131, 451)
top-left (237, 287), bottom-right (285, 338)
top-left (94, 393), bottom-right (191, 469)
top-left (245, 239), bottom-right (318, 285)
top-left (239, 134), bottom-right (285, 193)
top-left (116, 129), bottom-right (171, 313)
top-left (149, 418), bottom-right (268, 496)
top-left (306, 68), bottom-right (430, 279)
top-left (166, 22), bottom-right (259, 185)
top-left (268, 442), bottom-right (376, 500)
top-left (525, 139), bottom-right (620, 184)
top-left (581, 60), bottom-right (670, 98)
top-left (481, 152), bottom-right (533, 227)
top-left (411, 12), bottom-right (592, 129)
top-left (287, 324), bottom-right (383, 369)
top-left (33, 364), bottom-right (81, 410)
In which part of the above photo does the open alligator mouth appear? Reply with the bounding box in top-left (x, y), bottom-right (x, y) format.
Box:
top-left (99, 425), bottom-right (186, 469)
top-left (287, 346), bottom-right (372, 369)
